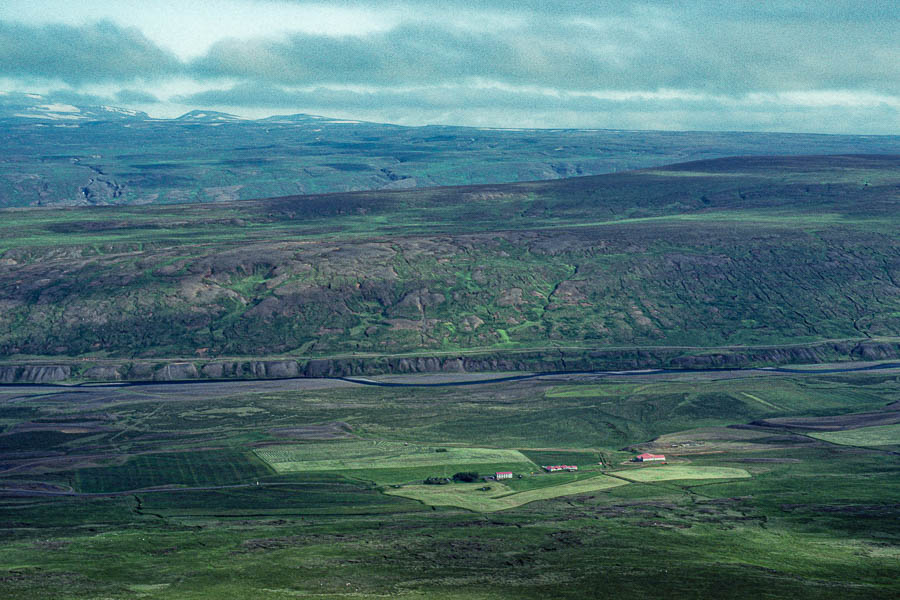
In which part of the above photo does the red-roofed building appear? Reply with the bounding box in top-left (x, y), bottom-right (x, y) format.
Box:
top-left (635, 453), bottom-right (666, 462)
top-left (495, 471), bottom-right (513, 480)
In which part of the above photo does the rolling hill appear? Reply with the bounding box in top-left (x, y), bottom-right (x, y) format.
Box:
top-left (2, 154), bottom-right (900, 381)
top-left (2, 93), bottom-right (900, 209)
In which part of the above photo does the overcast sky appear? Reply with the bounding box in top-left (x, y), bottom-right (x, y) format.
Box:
top-left (0, 0), bottom-right (897, 133)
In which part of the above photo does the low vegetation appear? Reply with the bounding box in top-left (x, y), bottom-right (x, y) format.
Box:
top-left (810, 423), bottom-right (900, 447)
top-left (0, 370), bottom-right (898, 597)
top-left (254, 441), bottom-right (532, 478)
top-left (74, 449), bottom-right (271, 493)
top-left (1, 153), bottom-right (899, 597)
top-left (611, 465), bottom-right (751, 482)
top-left (387, 466), bottom-right (750, 512)
top-left (2, 155), bottom-right (900, 377)
top-left (387, 474), bottom-right (629, 512)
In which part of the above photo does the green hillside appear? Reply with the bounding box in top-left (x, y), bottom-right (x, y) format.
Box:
top-left (1, 155), bottom-right (899, 374)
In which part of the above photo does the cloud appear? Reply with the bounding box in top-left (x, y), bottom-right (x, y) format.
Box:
top-left (3, 6), bottom-right (899, 96)
top-left (1, 2), bottom-right (897, 133)
top-left (0, 20), bottom-right (182, 84)
top-left (172, 83), bottom-right (900, 133)
top-left (43, 89), bottom-right (115, 106)
top-left (187, 17), bottom-right (899, 95)
top-left (265, 0), bottom-right (898, 20)
top-left (174, 83), bottom-right (710, 113)
top-left (115, 88), bottom-right (160, 103)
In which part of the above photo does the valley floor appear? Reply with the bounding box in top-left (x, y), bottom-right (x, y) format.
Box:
top-left (1, 367), bottom-right (898, 598)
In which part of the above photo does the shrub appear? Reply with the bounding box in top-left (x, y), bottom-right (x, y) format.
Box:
top-left (424, 477), bottom-right (450, 485)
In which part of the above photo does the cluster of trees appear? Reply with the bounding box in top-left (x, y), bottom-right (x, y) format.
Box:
top-left (423, 471), bottom-right (480, 485)
top-left (423, 477), bottom-right (450, 485)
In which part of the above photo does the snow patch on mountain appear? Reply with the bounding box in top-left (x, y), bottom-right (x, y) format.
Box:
top-left (39, 103), bottom-right (80, 113)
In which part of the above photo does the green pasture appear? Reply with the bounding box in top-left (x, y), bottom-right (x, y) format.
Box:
top-left (387, 465), bottom-right (751, 511)
top-left (610, 465), bottom-right (751, 482)
top-left (332, 462), bottom-right (537, 485)
top-left (386, 473), bottom-right (628, 512)
top-left (498, 468), bottom-right (602, 492)
top-left (135, 483), bottom-right (427, 517)
top-left (810, 423), bottom-right (900, 447)
top-left (520, 449), bottom-right (603, 468)
top-left (74, 450), bottom-right (272, 493)
top-left (254, 440), bottom-right (534, 474)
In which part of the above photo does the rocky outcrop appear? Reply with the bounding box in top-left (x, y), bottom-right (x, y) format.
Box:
top-left (79, 176), bottom-right (125, 205)
top-left (82, 366), bottom-right (123, 381)
top-left (0, 365), bottom-right (71, 383)
top-left (200, 360), bottom-right (301, 379)
top-left (851, 341), bottom-right (900, 360)
top-left (127, 363), bottom-right (155, 380)
top-left (252, 361), bottom-right (300, 378)
top-left (4, 339), bottom-right (900, 384)
top-left (154, 363), bottom-right (199, 381)
top-left (303, 360), bottom-right (334, 377)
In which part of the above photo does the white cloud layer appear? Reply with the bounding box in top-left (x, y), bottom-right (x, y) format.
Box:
top-left (0, 0), bottom-right (897, 133)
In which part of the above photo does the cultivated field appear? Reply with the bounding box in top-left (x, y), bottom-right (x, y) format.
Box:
top-left (254, 440), bottom-right (534, 477)
top-left (810, 423), bottom-right (900, 447)
top-left (387, 474), bottom-right (628, 512)
top-left (74, 450), bottom-right (271, 493)
top-left (611, 465), bottom-right (751, 482)
top-left (386, 466), bottom-right (750, 512)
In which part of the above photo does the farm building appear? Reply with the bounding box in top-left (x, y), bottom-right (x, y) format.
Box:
top-left (634, 453), bottom-right (666, 462)
top-left (495, 471), bottom-right (513, 480)
top-left (543, 465), bottom-right (578, 472)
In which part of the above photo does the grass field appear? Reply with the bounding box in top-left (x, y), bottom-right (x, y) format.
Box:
top-left (331, 462), bottom-right (538, 484)
top-left (74, 449), bottom-right (272, 493)
top-left (609, 465), bottom-right (751, 482)
top-left (810, 423), bottom-right (900, 447)
top-left (135, 483), bottom-right (428, 516)
top-left (387, 466), bottom-right (751, 511)
top-left (386, 474), bottom-right (629, 512)
top-left (254, 440), bottom-right (535, 475)
top-left (500, 468), bottom-right (602, 492)
top-left (520, 449), bottom-right (603, 467)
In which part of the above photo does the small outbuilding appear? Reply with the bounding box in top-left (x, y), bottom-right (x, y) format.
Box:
top-left (543, 465), bottom-right (578, 472)
top-left (495, 471), bottom-right (513, 480)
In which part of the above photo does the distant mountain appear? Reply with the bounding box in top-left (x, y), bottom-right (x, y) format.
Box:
top-left (175, 110), bottom-right (245, 122)
top-left (259, 113), bottom-right (332, 123)
top-left (0, 92), bottom-right (149, 121)
top-left (259, 113), bottom-right (377, 126)
top-left (2, 90), bottom-right (900, 209)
